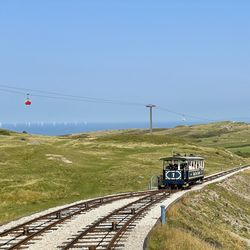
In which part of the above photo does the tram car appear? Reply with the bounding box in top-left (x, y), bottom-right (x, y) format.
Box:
top-left (158, 154), bottom-right (204, 189)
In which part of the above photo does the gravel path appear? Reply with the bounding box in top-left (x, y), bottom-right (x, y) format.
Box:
top-left (123, 167), bottom-right (250, 250)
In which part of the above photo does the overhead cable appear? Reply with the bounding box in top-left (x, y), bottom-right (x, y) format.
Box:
top-left (0, 84), bottom-right (214, 122)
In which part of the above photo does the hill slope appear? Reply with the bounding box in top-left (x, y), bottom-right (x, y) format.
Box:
top-left (148, 169), bottom-right (250, 250)
top-left (0, 122), bottom-right (249, 224)
top-left (153, 121), bottom-right (250, 157)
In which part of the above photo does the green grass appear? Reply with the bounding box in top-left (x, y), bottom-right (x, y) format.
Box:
top-left (147, 170), bottom-right (250, 250)
top-left (0, 122), bottom-right (249, 224)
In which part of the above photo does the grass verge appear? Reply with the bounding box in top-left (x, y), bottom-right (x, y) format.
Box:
top-left (147, 170), bottom-right (250, 250)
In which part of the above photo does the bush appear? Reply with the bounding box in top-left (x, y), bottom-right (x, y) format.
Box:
top-left (235, 151), bottom-right (250, 158)
top-left (0, 129), bottom-right (11, 135)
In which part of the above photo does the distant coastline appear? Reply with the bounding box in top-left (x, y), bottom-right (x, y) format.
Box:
top-left (1, 121), bottom-right (196, 136)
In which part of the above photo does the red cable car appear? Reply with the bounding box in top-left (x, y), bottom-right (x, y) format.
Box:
top-left (25, 94), bottom-right (32, 106)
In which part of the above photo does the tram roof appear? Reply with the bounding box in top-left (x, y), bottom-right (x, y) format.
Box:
top-left (160, 155), bottom-right (204, 161)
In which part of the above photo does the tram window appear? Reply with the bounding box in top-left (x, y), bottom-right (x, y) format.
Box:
top-left (180, 163), bottom-right (187, 170)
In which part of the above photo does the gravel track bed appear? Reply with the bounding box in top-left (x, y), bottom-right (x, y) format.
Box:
top-left (123, 167), bottom-right (250, 250)
top-left (0, 192), bottom-right (139, 233)
top-left (28, 196), bottom-right (141, 249)
top-left (1, 168), bottom-right (248, 250)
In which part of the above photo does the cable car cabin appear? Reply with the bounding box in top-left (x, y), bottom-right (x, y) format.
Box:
top-left (158, 155), bottom-right (204, 189)
top-left (25, 94), bottom-right (32, 106)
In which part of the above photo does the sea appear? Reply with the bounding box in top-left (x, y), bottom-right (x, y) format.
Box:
top-left (1, 121), bottom-right (196, 136)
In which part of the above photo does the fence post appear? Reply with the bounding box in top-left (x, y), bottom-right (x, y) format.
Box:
top-left (161, 205), bottom-right (166, 225)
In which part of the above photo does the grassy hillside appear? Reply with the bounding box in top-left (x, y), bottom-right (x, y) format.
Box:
top-left (153, 121), bottom-right (250, 157)
top-left (0, 122), bottom-right (249, 224)
top-left (147, 170), bottom-right (250, 250)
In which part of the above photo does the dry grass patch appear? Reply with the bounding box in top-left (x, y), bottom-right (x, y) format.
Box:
top-left (148, 170), bottom-right (250, 250)
top-left (46, 154), bottom-right (72, 164)
top-left (0, 123), bottom-right (249, 224)
top-left (148, 225), bottom-right (214, 250)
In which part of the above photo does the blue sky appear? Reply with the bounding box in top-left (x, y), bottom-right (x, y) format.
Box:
top-left (0, 0), bottom-right (249, 123)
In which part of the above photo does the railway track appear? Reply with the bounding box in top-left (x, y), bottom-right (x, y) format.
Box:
top-left (0, 191), bottom-right (156, 250)
top-left (0, 165), bottom-right (248, 250)
top-left (61, 192), bottom-right (169, 250)
top-left (203, 165), bottom-right (248, 182)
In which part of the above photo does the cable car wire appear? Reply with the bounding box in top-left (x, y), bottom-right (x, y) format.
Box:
top-left (0, 84), bottom-right (215, 122)
top-left (0, 87), bottom-right (143, 105)
top-left (156, 106), bottom-right (214, 122)
top-left (0, 85), bottom-right (144, 106)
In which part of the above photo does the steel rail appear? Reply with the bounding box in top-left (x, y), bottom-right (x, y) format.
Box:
top-left (62, 165), bottom-right (249, 250)
top-left (62, 191), bottom-right (169, 250)
top-left (0, 191), bottom-right (158, 249)
top-left (106, 193), bottom-right (170, 249)
top-left (204, 165), bottom-right (249, 182)
top-left (0, 192), bottom-right (136, 237)
top-left (0, 165), bottom-right (248, 249)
